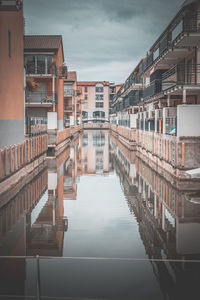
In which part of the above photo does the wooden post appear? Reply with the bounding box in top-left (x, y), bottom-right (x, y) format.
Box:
top-left (18, 144), bottom-right (20, 169)
top-left (38, 137), bottom-right (39, 156)
top-left (10, 145), bottom-right (12, 173)
top-left (24, 141), bottom-right (26, 164)
top-left (4, 147), bottom-right (8, 176)
top-left (182, 142), bottom-right (185, 168)
top-left (0, 149), bottom-right (2, 180)
top-left (176, 142), bottom-right (179, 167)
top-left (14, 145), bottom-right (17, 170)
top-left (30, 139), bottom-right (32, 160)
top-left (21, 142), bottom-right (23, 166)
top-left (27, 139), bottom-right (30, 162)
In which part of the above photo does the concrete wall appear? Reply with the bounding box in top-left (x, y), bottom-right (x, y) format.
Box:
top-left (0, 6), bottom-right (24, 148)
top-left (0, 120), bottom-right (24, 149)
top-left (130, 114), bottom-right (137, 128)
top-left (177, 105), bottom-right (200, 137)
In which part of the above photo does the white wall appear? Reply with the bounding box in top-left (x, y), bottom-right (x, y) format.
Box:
top-left (177, 104), bottom-right (200, 137)
top-left (130, 114), bottom-right (137, 128)
top-left (48, 112), bottom-right (57, 129)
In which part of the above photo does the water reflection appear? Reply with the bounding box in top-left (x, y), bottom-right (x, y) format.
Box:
top-left (0, 129), bottom-right (199, 299)
top-left (110, 133), bottom-right (200, 260)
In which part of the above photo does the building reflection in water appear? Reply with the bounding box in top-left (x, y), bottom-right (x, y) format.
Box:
top-left (0, 130), bottom-right (199, 299)
top-left (78, 130), bottom-right (109, 175)
top-left (110, 133), bottom-right (200, 299)
top-left (110, 134), bottom-right (200, 260)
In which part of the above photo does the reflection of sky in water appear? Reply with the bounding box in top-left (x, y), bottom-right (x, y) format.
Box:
top-left (63, 174), bottom-right (147, 258)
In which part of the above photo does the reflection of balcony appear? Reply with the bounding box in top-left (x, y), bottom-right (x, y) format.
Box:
top-left (64, 106), bottom-right (73, 112)
top-left (25, 91), bottom-right (58, 106)
top-left (143, 79), bottom-right (162, 100)
top-left (162, 64), bottom-right (200, 92)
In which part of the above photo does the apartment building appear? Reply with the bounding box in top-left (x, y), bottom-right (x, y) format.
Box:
top-left (109, 83), bottom-right (123, 114)
top-left (77, 81), bottom-right (110, 123)
top-left (0, 0), bottom-right (24, 148)
top-left (24, 35), bottom-right (67, 134)
top-left (110, 0), bottom-right (200, 174)
top-left (63, 71), bottom-right (81, 127)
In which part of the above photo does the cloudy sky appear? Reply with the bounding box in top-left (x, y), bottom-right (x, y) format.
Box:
top-left (24, 0), bottom-right (183, 83)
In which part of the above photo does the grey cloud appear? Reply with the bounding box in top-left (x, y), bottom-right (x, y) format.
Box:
top-left (24, 0), bottom-right (184, 83)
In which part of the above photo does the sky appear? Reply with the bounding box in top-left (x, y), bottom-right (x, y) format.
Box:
top-left (24, 0), bottom-right (183, 83)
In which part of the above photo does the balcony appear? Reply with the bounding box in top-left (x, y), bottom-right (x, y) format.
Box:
top-left (143, 79), bottom-right (162, 100)
top-left (26, 117), bottom-right (47, 136)
top-left (141, 10), bottom-right (200, 73)
top-left (64, 89), bottom-right (73, 97)
top-left (64, 106), bottom-right (73, 112)
top-left (123, 90), bottom-right (143, 108)
top-left (162, 64), bottom-right (200, 92)
top-left (25, 61), bottom-right (56, 76)
top-left (25, 91), bottom-right (58, 106)
top-left (0, 0), bottom-right (23, 10)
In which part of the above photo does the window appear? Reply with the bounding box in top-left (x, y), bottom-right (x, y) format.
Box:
top-left (25, 55), bottom-right (53, 74)
top-left (96, 94), bottom-right (104, 100)
top-left (82, 111), bottom-right (88, 119)
top-left (84, 87), bottom-right (88, 93)
top-left (84, 102), bottom-right (88, 109)
top-left (84, 94), bottom-right (88, 100)
top-left (93, 111), bottom-right (105, 118)
top-left (96, 102), bottom-right (104, 108)
top-left (64, 84), bottom-right (73, 96)
top-left (8, 30), bottom-right (11, 58)
top-left (96, 83), bottom-right (104, 93)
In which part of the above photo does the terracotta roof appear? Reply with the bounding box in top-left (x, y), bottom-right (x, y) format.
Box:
top-left (65, 71), bottom-right (77, 82)
top-left (24, 35), bottom-right (62, 51)
top-left (77, 81), bottom-right (110, 86)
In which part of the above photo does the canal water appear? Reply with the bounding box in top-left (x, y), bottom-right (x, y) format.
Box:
top-left (0, 130), bottom-right (200, 299)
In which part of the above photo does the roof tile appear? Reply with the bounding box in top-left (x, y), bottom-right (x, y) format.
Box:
top-left (24, 35), bottom-right (62, 51)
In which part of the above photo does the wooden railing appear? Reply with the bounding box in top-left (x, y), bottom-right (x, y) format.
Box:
top-left (0, 135), bottom-right (48, 182)
top-left (110, 124), bottom-right (136, 142)
top-left (57, 128), bottom-right (70, 145)
top-left (136, 130), bottom-right (184, 168)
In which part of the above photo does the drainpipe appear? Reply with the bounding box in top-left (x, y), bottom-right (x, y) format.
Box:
top-left (183, 88), bottom-right (187, 104)
top-left (52, 74), bottom-right (55, 112)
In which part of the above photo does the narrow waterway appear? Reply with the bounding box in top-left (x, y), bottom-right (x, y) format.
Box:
top-left (0, 130), bottom-right (200, 300)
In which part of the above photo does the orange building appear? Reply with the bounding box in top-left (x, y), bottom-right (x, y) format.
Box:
top-left (63, 71), bottom-right (81, 127)
top-left (24, 35), bottom-right (67, 134)
top-left (0, 0), bottom-right (25, 148)
top-left (77, 81), bottom-right (110, 123)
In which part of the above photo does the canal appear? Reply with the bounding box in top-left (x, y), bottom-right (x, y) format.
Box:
top-left (0, 130), bottom-right (200, 300)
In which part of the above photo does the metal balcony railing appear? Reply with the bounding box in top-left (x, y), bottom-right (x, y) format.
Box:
top-left (64, 89), bottom-right (73, 97)
top-left (139, 11), bottom-right (200, 74)
top-left (25, 117), bottom-right (47, 137)
top-left (162, 64), bottom-right (200, 90)
top-left (64, 89), bottom-right (81, 97)
top-left (25, 61), bottom-right (56, 76)
top-left (25, 91), bottom-right (58, 105)
top-left (143, 80), bottom-right (162, 100)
